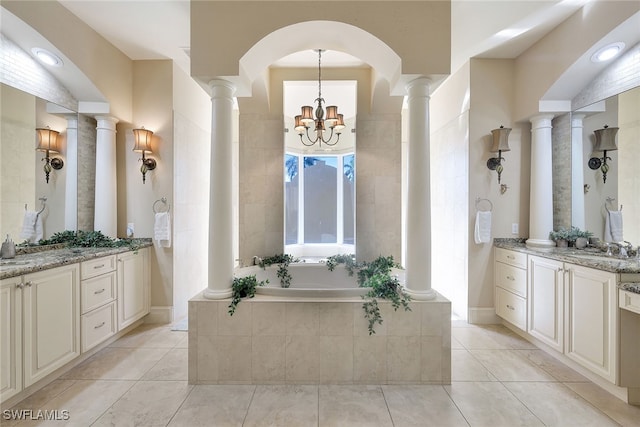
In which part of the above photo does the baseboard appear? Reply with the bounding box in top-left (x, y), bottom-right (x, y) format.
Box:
top-left (468, 307), bottom-right (501, 324)
top-left (145, 306), bottom-right (173, 324)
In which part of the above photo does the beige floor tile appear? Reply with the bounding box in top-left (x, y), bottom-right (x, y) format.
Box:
top-left (518, 349), bottom-right (590, 382)
top-left (469, 349), bottom-right (556, 382)
top-left (452, 327), bottom-right (508, 349)
top-left (139, 327), bottom-right (188, 348)
top-left (7, 379), bottom-right (76, 411)
top-left (505, 382), bottom-right (620, 426)
top-left (479, 325), bottom-right (539, 349)
top-left (383, 385), bottom-right (469, 426)
top-left (451, 349), bottom-right (498, 382)
top-left (444, 382), bottom-right (544, 426)
top-left (451, 335), bottom-right (465, 349)
top-left (61, 347), bottom-right (170, 380)
top-left (566, 382), bottom-right (640, 427)
top-left (12, 380), bottom-right (135, 427)
top-left (92, 380), bottom-right (192, 427)
top-left (108, 323), bottom-right (166, 348)
top-left (167, 385), bottom-right (255, 427)
top-left (243, 385), bottom-right (318, 427)
top-left (175, 332), bottom-right (188, 349)
top-left (141, 348), bottom-right (188, 381)
top-left (319, 385), bottom-right (392, 427)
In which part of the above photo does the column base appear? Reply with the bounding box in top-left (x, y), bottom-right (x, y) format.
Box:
top-left (203, 287), bottom-right (233, 300)
top-left (404, 287), bottom-right (438, 301)
top-left (526, 238), bottom-right (556, 249)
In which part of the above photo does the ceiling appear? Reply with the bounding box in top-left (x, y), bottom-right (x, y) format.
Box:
top-left (4, 1), bottom-right (639, 108)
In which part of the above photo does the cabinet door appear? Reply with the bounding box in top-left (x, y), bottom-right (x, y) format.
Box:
top-left (0, 277), bottom-right (22, 403)
top-left (23, 265), bottom-right (80, 387)
top-left (565, 264), bottom-right (617, 383)
top-left (117, 249), bottom-right (149, 330)
top-left (528, 256), bottom-right (564, 352)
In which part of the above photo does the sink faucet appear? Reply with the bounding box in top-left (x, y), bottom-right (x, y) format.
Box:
top-left (609, 242), bottom-right (630, 258)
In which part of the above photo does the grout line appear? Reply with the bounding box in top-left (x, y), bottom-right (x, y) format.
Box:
top-left (379, 385), bottom-right (396, 427)
top-left (241, 384), bottom-right (258, 426)
top-left (441, 383), bottom-right (472, 427)
top-left (164, 383), bottom-right (196, 426)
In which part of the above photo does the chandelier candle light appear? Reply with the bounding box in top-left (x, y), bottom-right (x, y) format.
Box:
top-left (294, 49), bottom-right (346, 147)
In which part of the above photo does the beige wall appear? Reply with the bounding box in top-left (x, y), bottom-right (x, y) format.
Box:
top-left (1, 84), bottom-right (36, 241)
top-left (618, 87), bottom-right (640, 245)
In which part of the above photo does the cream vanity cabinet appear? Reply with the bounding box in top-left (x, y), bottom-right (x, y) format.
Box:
top-left (0, 276), bottom-right (22, 402)
top-left (117, 248), bottom-right (150, 330)
top-left (494, 248), bottom-right (527, 330)
top-left (22, 265), bottom-right (81, 388)
top-left (528, 255), bottom-right (564, 353)
top-left (80, 255), bottom-right (117, 352)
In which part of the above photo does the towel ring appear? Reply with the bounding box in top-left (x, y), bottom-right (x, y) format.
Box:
top-left (475, 197), bottom-right (493, 212)
top-left (605, 197), bottom-right (622, 212)
top-left (153, 197), bottom-right (171, 214)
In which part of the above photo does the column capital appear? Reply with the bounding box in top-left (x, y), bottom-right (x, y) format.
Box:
top-left (95, 115), bottom-right (119, 132)
top-left (406, 77), bottom-right (432, 97)
top-left (209, 79), bottom-right (236, 98)
top-left (571, 113), bottom-right (586, 127)
top-left (530, 113), bottom-right (555, 129)
top-left (65, 116), bottom-right (78, 128)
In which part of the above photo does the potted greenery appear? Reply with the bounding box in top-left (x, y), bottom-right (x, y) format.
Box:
top-left (549, 227), bottom-right (571, 248)
top-left (568, 227), bottom-right (593, 249)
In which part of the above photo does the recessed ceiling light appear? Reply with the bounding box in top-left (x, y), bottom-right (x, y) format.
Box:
top-left (591, 42), bottom-right (625, 63)
top-left (31, 48), bottom-right (63, 67)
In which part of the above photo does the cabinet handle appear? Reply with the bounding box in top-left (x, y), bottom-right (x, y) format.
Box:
top-left (94, 322), bottom-right (105, 329)
top-left (94, 288), bottom-right (106, 294)
top-left (94, 264), bottom-right (105, 269)
top-left (507, 255), bottom-right (515, 259)
top-left (25, 281), bottom-right (33, 287)
top-left (506, 304), bottom-right (515, 311)
top-left (16, 282), bottom-right (24, 289)
top-left (506, 275), bottom-right (515, 281)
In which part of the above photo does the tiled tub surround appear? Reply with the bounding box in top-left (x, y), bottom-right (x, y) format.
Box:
top-left (189, 295), bottom-right (451, 385)
top-left (0, 239), bottom-right (152, 280)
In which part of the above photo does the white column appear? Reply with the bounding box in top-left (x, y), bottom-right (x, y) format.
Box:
top-left (94, 116), bottom-right (118, 237)
top-left (204, 80), bottom-right (235, 299)
top-left (526, 114), bottom-right (556, 248)
top-left (571, 114), bottom-right (586, 230)
top-left (64, 116), bottom-right (78, 231)
top-left (404, 78), bottom-right (436, 300)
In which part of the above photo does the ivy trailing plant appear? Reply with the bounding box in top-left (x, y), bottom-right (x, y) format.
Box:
top-left (327, 254), bottom-right (411, 335)
top-left (228, 275), bottom-right (268, 315)
top-left (38, 230), bottom-right (139, 251)
top-left (259, 253), bottom-right (298, 288)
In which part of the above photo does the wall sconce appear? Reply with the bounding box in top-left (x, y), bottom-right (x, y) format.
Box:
top-left (36, 127), bottom-right (64, 183)
top-left (132, 127), bottom-right (157, 184)
top-left (487, 126), bottom-right (511, 184)
top-left (588, 125), bottom-right (618, 183)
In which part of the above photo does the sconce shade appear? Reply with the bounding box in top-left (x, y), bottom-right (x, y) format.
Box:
top-left (36, 128), bottom-right (60, 153)
top-left (300, 106), bottom-right (314, 124)
top-left (490, 126), bottom-right (511, 153)
top-left (594, 126), bottom-right (618, 152)
top-left (133, 127), bottom-right (153, 153)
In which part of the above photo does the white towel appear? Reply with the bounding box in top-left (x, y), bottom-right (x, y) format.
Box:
top-left (20, 211), bottom-right (43, 243)
top-left (154, 212), bottom-right (171, 248)
top-left (604, 210), bottom-right (623, 243)
top-left (474, 211), bottom-right (492, 244)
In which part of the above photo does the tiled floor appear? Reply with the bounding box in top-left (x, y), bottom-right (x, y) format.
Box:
top-left (4, 320), bottom-right (640, 426)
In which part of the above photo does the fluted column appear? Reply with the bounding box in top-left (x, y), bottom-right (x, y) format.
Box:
top-left (526, 114), bottom-right (556, 248)
top-left (94, 116), bottom-right (118, 237)
top-left (571, 114), bottom-right (586, 230)
top-left (204, 80), bottom-right (235, 299)
top-left (64, 116), bottom-right (78, 230)
top-left (404, 78), bottom-right (436, 300)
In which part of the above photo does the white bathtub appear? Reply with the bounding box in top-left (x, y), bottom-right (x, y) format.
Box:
top-left (234, 262), bottom-right (406, 298)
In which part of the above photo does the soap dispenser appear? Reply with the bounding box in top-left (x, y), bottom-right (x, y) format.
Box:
top-left (1, 235), bottom-right (16, 259)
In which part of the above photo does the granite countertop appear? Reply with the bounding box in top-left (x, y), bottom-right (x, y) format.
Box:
top-left (0, 239), bottom-right (152, 280)
top-left (494, 238), bottom-right (640, 274)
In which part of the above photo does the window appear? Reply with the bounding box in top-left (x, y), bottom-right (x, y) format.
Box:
top-left (285, 153), bottom-right (355, 253)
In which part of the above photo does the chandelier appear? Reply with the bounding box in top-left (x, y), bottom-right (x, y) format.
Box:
top-left (294, 49), bottom-right (345, 147)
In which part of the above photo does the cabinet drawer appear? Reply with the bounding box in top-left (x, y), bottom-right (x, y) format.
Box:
top-left (495, 248), bottom-right (527, 269)
top-left (495, 262), bottom-right (527, 297)
top-left (619, 290), bottom-right (640, 315)
top-left (81, 256), bottom-right (116, 280)
top-left (81, 272), bottom-right (116, 314)
top-left (81, 301), bottom-right (117, 353)
top-left (496, 287), bottom-right (526, 330)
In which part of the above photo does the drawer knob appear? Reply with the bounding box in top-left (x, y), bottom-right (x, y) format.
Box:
top-left (507, 255), bottom-right (514, 259)
top-left (94, 288), bottom-right (106, 295)
top-left (94, 264), bottom-right (105, 269)
top-left (94, 322), bottom-right (106, 329)
top-left (506, 304), bottom-right (515, 311)
top-left (506, 275), bottom-right (515, 281)
top-left (16, 282), bottom-right (24, 289)
top-left (25, 281), bottom-right (33, 287)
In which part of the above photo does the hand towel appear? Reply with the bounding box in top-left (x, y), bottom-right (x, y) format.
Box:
top-left (20, 211), bottom-right (43, 243)
top-left (154, 212), bottom-right (171, 248)
top-left (474, 211), bottom-right (492, 244)
top-left (604, 210), bottom-right (623, 242)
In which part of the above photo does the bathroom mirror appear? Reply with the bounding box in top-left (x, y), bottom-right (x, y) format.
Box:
top-left (0, 83), bottom-right (78, 243)
top-left (572, 86), bottom-right (640, 244)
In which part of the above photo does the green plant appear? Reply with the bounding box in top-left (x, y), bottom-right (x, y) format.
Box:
top-left (568, 226), bottom-right (593, 240)
top-left (259, 253), bottom-right (298, 288)
top-left (326, 254), bottom-right (358, 275)
top-left (38, 230), bottom-right (139, 251)
top-left (228, 275), bottom-right (268, 315)
top-left (356, 255), bottom-right (401, 286)
top-left (361, 272), bottom-right (411, 335)
top-left (549, 227), bottom-right (571, 242)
